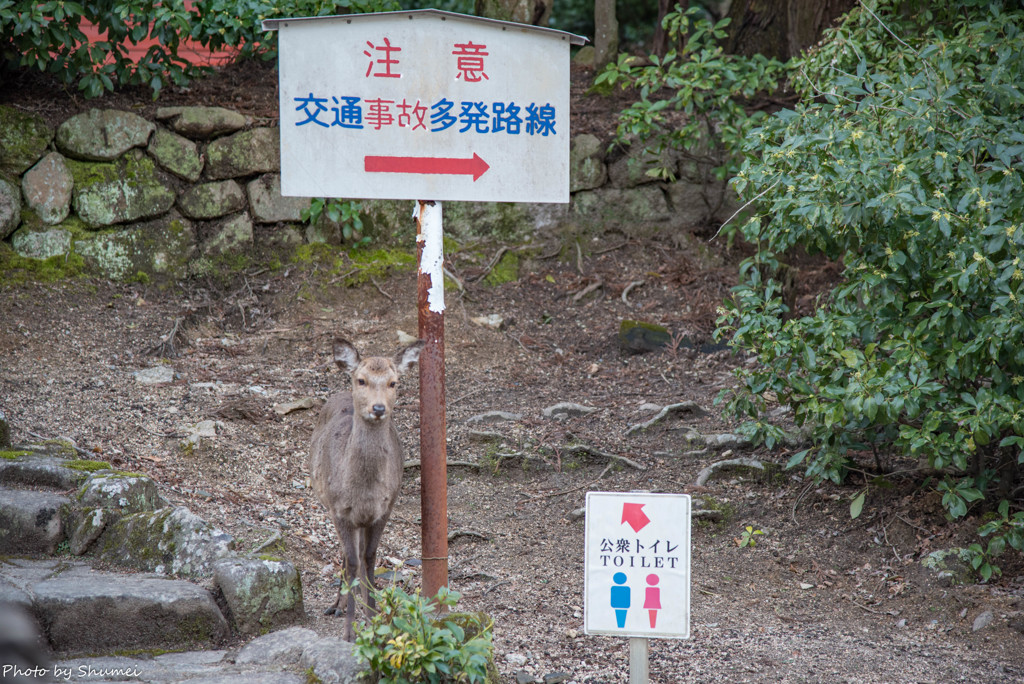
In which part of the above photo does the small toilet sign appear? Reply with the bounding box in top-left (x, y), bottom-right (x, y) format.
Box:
top-left (583, 491), bottom-right (691, 638)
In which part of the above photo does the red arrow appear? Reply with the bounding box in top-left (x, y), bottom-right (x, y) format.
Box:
top-left (621, 502), bottom-right (650, 533)
top-left (364, 153), bottom-right (490, 181)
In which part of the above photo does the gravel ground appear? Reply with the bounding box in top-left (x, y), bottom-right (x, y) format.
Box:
top-left (2, 237), bottom-right (1023, 682)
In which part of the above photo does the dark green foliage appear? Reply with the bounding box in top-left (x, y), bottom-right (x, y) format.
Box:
top-left (0, 0), bottom-right (398, 98)
top-left (595, 6), bottom-right (786, 211)
top-left (353, 583), bottom-right (494, 684)
top-left (716, 0), bottom-right (1024, 578)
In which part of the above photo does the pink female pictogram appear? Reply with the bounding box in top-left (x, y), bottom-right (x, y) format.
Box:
top-left (644, 573), bottom-right (661, 628)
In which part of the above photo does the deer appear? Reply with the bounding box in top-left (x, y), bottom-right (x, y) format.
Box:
top-left (309, 336), bottom-right (424, 641)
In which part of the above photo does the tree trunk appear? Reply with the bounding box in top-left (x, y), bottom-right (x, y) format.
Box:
top-left (593, 0), bottom-right (619, 70)
top-left (651, 0), bottom-right (674, 58)
top-left (724, 0), bottom-right (856, 61)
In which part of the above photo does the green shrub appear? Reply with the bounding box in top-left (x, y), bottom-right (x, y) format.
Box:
top-left (302, 198), bottom-right (369, 246)
top-left (354, 584), bottom-right (493, 684)
top-left (0, 0), bottom-right (398, 98)
top-left (594, 5), bottom-right (786, 222)
top-left (716, 0), bottom-right (1024, 578)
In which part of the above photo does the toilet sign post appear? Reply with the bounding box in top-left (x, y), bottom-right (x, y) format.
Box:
top-left (584, 492), bottom-right (691, 683)
top-left (264, 10), bottom-right (585, 601)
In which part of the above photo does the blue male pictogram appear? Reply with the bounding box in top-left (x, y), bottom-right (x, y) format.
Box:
top-left (610, 572), bottom-right (630, 628)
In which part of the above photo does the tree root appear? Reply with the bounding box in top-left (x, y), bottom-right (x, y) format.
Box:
top-left (693, 457), bottom-right (765, 487)
top-left (625, 401), bottom-right (707, 436)
top-left (144, 316), bottom-right (185, 358)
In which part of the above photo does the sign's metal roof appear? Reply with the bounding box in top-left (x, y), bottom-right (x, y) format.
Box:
top-left (262, 8), bottom-right (589, 45)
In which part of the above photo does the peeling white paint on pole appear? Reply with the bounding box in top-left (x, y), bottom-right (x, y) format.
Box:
top-left (417, 200), bottom-right (445, 313)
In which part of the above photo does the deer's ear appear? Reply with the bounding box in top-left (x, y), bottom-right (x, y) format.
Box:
top-left (394, 340), bottom-right (425, 375)
top-left (333, 339), bottom-right (361, 372)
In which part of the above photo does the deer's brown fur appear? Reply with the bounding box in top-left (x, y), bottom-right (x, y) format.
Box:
top-left (309, 337), bottom-right (423, 641)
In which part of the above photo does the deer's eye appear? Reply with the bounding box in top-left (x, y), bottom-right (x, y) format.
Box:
top-left (357, 378), bottom-right (366, 386)
top-left (389, 381), bottom-right (397, 388)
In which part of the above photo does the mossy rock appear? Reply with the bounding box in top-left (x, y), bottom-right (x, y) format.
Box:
top-left (921, 548), bottom-right (975, 586)
top-left (78, 471), bottom-right (166, 514)
top-left (213, 557), bottom-right (304, 635)
top-left (93, 506), bottom-right (235, 578)
top-left (0, 105), bottom-right (54, 177)
top-left (66, 154), bottom-right (175, 228)
top-left (64, 459), bottom-right (112, 473)
top-left (0, 242), bottom-right (86, 285)
top-left (695, 496), bottom-right (735, 529)
top-left (0, 450), bottom-right (97, 490)
top-left (483, 250), bottom-right (519, 286)
top-left (74, 212), bottom-right (196, 282)
top-left (618, 319), bottom-right (671, 353)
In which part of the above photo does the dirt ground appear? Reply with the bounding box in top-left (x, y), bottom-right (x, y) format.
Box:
top-left (2, 60), bottom-right (1024, 683)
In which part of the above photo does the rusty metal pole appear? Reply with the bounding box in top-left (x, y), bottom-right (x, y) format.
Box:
top-left (415, 199), bottom-right (448, 601)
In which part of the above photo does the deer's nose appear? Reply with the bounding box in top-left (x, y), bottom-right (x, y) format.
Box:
top-left (372, 404), bottom-right (387, 418)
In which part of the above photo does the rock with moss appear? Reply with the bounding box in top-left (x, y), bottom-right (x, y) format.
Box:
top-left (148, 128), bottom-right (204, 182)
top-left (247, 174), bottom-right (311, 223)
top-left (618, 319), bottom-right (671, 353)
top-left (483, 250), bottom-right (520, 286)
top-left (0, 451), bottom-right (94, 489)
top-left (0, 177), bottom-right (21, 240)
top-left (11, 223), bottom-right (73, 260)
top-left (32, 565), bottom-right (229, 654)
top-left (0, 244), bottom-right (86, 283)
top-left (201, 212), bottom-right (254, 257)
top-left (205, 128), bottom-right (279, 180)
top-left (359, 198), bottom-right (563, 243)
top-left (298, 638), bottom-right (367, 684)
top-left (0, 105), bottom-right (53, 177)
top-left (68, 153), bottom-right (175, 228)
top-left (607, 142), bottom-right (679, 188)
top-left (74, 211), bottom-right (196, 281)
top-left (235, 626), bottom-right (320, 666)
top-left (16, 438), bottom-right (78, 457)
top-left (178, 180), bottom-right (246, 219)
top-left (78, 471), bottom-right (167, 514)
top-left (921, 548), bottom-right (975, 587)
top-left (69, 506), bottom-right (109, 555)
top-left (572, 186), bottom-right (671, 228)
top-left (93, 506), bottom-right (235, 578)
top-left (56, 109), bottom-right (155, 162)
top-left (0, 489), bottom-right (70, 554)
top-left (570, 134), bottom-right (608, 192)
top-left (256, 224), bottom-right (305, 251)
top-left (21, 151), bottom-right (73, 224)
top-left (213, 557), bottom-right (304, 636)
top-left (156, 106), bottom-right (249, 140)
top-left (665, 179), bottom-right (740, 231)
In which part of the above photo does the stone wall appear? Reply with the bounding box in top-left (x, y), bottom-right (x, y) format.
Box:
top-left (0, 103), bottom-right (736, 281)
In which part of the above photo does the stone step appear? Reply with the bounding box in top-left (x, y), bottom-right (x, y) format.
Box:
top-left (4, 626), bottom-right (362, 684)
top-left (0, 451), bottom-right (93, 491)
top-left (0, 488), bottom-right (71, 554)
top-left (50, 650), bottom-right (306, 684)
top-left (1, 560), bottom-right (228, 655)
